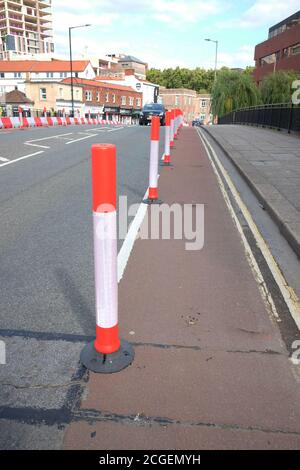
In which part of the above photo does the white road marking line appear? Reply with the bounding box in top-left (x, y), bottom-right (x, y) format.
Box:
top-left (26, 133), bottom-right (73, 143)
top-left (87, 128), bottom-right (108, 132)
top-left (25, 142), bottom-right (50, 149)
top-left (0, 151), bottom-right (44, 168)
top-left (117, 162), bottom-right (162, 283)
top-left (107, 127), bottom-right (125, 133)
top-left (198, 128), bottom-right (300, 330)
top-left (118, 186), bottom-right (149, 283)
top-left (65, 134), bottom-right (97, 145)
top-left (0, 156), bottom-right (9, 162)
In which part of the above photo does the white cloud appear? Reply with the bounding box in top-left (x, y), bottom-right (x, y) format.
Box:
top-left (219, 0), bottom-right (300, 29)
top-left (218, 45), bottom-right (255, 68)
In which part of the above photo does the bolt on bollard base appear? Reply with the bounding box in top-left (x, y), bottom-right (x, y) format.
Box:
top-left (160, 155), bottom-right (173, 167)
top-left (80, 339), bottom-right (134, 374)
top-left (143, 187), bottom-right (163, 205)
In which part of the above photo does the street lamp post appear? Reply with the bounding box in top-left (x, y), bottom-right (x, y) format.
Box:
top-left (69, 24), bottom-right (91, 117)
top-left (205, 38), bottom-right (219, 83)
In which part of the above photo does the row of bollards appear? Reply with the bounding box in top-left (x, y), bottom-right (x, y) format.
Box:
top-left (80, 108), bottom-right (183, 374)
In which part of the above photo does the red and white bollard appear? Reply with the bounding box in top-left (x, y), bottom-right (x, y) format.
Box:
top-left (80, 144), bottom-right (134, 373)
top-left (43, 107), bottom-right (47, 119)
top-left (174, 109), bottom-right (180, 139)
top-left (170, 109), bottom-right (175, 148)
top-left (143, 116), bottom-right (163, 205)
top-left (161, 110), bottom-right (172, 167)
top-left (18, 106), bottom-right (24, 129)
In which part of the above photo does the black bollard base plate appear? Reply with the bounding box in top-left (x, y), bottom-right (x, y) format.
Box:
top-left (160, 162), bottom-right (173, 167)
top-left (80, 339), bottom-right (134, 374)
top-left (143, 198), bottom-right (163, 205)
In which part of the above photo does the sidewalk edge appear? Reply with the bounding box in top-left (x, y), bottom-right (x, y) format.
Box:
top-left (202, 126), bottom-right (300, 260)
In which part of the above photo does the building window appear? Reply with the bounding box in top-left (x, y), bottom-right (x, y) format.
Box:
top-left (121, 96), bottom-right (126, 105)
top-left (188, 97), bottom-right (191, 105)
top-left (284, 42), bottom-right (300, 57)
top-left (96, 92), bottom-right (100, 102)
top-left (14, 72), bottom-right (21, 78)
top-left (46, 72), bottom-right (54, 78)
top-left (105, 93), bottom-right (109, 103)
top-left (175, 96), bottom-right (179, 105)
top-left (59, 88), bottom-right (63, 99)
top-left (201, 100), bottom-right (206, 108)
top-left (129, 97), bottom-right (134, 106)
top-left (136, 97), bottom-right (141, 107)
top-left (200, 114), bottom-right (206, 121)
top-left (60, 72), bottom-right (68, 78)
top-left (0, 72), bottom-right (4, 78)
top-left (40, 88), bottom-right (47, 100)
top-left (85, 90), bottom-right (92, 101)
top-left (112, 94), bottom-right (116, 103)
top-left (259, 51), bottom-right (280, 66)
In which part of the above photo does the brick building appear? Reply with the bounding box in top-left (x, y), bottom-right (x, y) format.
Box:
top-left (159, 87), bottom-right (212, 123)
top-left (63, 77), bottom-right (142, 121)
top-left (253, 10), bottom-right (300, 84)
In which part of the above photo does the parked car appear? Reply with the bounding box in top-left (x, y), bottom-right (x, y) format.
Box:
top-left (139, 103), bottom-right (166, 126)
top-left (192, 118), bottom-right (203, 127)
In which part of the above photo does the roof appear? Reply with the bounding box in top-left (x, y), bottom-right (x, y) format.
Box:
top-left (269, 10), bottom-right (300, 33)
top-left (118, 55), bottom-right (146, 65)
top-left (4, 89), bottom-right (34, 104)
top-left (0, 60), bottom-right (91, 73)
top-left (62, 77), bottom-right (141, 93)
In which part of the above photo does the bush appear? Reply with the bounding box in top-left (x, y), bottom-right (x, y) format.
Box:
top-left (260, 70), bottom-right (300, 104)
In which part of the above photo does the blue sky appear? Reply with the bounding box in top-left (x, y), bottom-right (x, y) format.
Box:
top-left (52, 0), bottom-right (300, 70)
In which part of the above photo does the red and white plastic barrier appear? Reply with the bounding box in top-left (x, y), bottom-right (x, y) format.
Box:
top-left (170, 109), bottom-right (175, 148)
top-left (143, 115), bottom-right (162, 204)
top-left (80, 143), bottom-right (134, 373)
top-left (92, 144), bottom-right (119, 355)
top-left (163, 110), bottom-right (171, 165)
top-left (0, 115), bottom-right (136, 130)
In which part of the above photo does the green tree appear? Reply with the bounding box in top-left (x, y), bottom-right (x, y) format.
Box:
top-left (211, 69), bottom-right (261, 117)
top-left (146, 67), bottom-right (215, 93)
top-left (260, 70), bottom-right (300, 104)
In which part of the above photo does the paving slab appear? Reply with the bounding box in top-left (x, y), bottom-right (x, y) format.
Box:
top-left (64, 418), bottom-right (300, 451)
top-left (203, 125), bottom-right (300, 258)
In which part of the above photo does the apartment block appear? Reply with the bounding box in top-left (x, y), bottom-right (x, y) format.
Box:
top-left (0, 0), bottom-right (54, 60)
top-left (253, 10), bottom-right (300, 84)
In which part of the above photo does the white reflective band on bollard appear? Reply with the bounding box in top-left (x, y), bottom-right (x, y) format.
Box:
top-left (93, 211), bottom-right (118, 329)
top-left (149, 140), bottom-right (159, 189)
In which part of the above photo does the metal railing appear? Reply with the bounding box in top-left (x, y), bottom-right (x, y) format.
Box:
top-left (218, 103), bottom-right (300, 133)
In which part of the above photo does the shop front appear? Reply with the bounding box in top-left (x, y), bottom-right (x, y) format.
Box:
top-left (103, 106), bottom-right (120, 122)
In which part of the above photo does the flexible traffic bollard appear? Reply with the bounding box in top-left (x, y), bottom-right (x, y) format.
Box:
top-left (161, 110), bottom-right (172, 167)
top-left (18, 106), bottom-right (24, 129)
top-left (143, 116), bottom-right (163, 205)
top-left (170, 109), bottom-right (175, 148)
top-left (80, 144), bottom-right (134, 373)
top-left (174, 109), bottom-right (178, 139)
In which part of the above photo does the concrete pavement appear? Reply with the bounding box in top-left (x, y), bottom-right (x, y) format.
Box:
top-left (63, 128), bottom-right (300, 450)
top-left (203, 125), bottom-right (300, 259)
